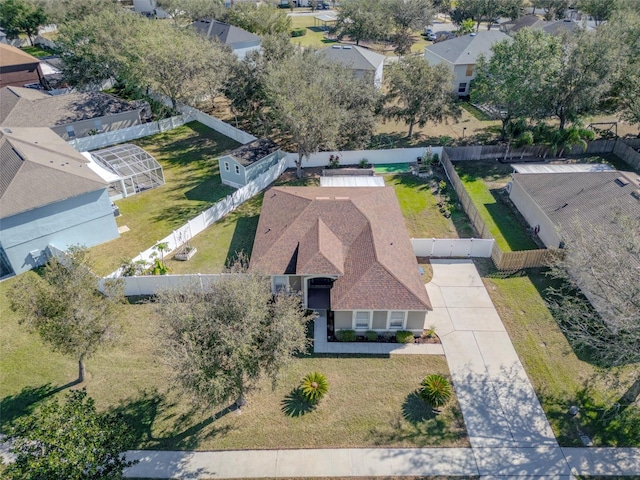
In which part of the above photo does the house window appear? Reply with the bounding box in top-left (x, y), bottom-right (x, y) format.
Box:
top-left (388, 311), bottom-right (405, 330)
top-left (235, 165), bottom-right (240, 174)
top-left (354, 311), bottom-right (371, 330)
top-left (66, 126), bottom-right (76, 138)
top-left (224, 161), bottom-right (230, 172)
top-left (273, 276), bottom-right (288, 292)
top-left (458, 83), bottom-right (467, 94)
top-left (465, 64), bottom-right (474, 76)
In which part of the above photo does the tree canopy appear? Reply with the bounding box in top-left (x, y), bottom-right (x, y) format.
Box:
top-left (334, 0), bottom-right (391, 46)
top-left (9, 247), bottom-right (124, 382)
top-left (224, 3), bottom-right (291, 35)
top-left (156, 262), bottom-right (314, 411)
top-left (384, 55), bottom-right (459, 137)
top-left (0, 0), bottom-right (47, 45)
top-left (3, 388), bottom-right (136, 480)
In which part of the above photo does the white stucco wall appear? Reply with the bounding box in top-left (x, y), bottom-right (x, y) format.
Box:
top-left (424, 49), bottom-right (475, 96)
top-left (509, 179), bottom-right (561, 248)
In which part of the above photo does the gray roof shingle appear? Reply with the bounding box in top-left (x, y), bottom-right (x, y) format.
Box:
top-left (0, 127), bottom-right (107, 219)
top-left (192, 19), bottom-right (260, 46)
top-left (424, 31), bottom-right (510, 65)
top-left (224, 138), bottom-right (280, 167)
top-left (319, 44), bottom-right (385, 71)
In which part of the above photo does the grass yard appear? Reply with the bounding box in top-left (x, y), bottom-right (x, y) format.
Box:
top-left (385, 174), bottom-right (470, 239)
top-left (454, 162), bottom-right (538, 251)
top-left (477, 260), bottom-right (640, 447)
top-left (20, 45), bottom-right (56, 58)
top-left (89, 122), bottom-right (239, 275)
top-left (289, 15), bottom-right (338, 49)
top-left (0, 275), bottom-right (467, 451)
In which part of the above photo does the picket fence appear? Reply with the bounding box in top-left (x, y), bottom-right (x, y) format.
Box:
top-left (67, 114), bottom-right (193, 151)
top-left (411, 238), bottom-right (494, 258)
top-left (107, 157), bottom-right (288, 278)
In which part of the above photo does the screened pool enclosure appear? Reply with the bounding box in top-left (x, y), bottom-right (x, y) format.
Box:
top-left (87, 144), bottom-right (164, 200)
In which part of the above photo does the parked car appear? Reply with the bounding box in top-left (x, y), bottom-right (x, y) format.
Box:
top-left (424, 27), bottom-right (434, 35)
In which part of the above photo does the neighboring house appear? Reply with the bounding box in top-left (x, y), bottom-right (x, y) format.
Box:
top-left (0, 44), bottom-right (44, 89)
top-left (132, 0), bottom-right (169, 18)
top-left (318, 44), bottom-right (385, 89)
top-left (218, 138), bottom-right (285, 189)
top-left (0, 127), bottom-right (119, 277)
top-left (0, 86), bottom-right (150, 140)
top-left (501, 16), bottom-right (591, 36)
top-left (424, 31), bottom-right (510, 96)
top-left (192, 19), bottom-right (261, 59)
top-left (250, 186), bottom-right (432, 335)
top-left (508, 166), bottom-right (640, 249)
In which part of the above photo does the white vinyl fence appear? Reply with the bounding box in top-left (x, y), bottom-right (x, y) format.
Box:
top-left (100, 273), bottom-right (227, 296)
top-left (67, 114), bottom-right (194, 152)
top-left (107, 157), bottom-right (288, 278)
top-left (179, 106), bottom-right (256, 145)
top-left (286, 147), bottom-right (443, 169)
top-left (412, 238), bottom-right (494, 258)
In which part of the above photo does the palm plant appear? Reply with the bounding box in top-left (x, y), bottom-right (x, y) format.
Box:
top-left (419, 374), bottom-right (452, 409)
top-left (300, 372), bottom-right (329, 404)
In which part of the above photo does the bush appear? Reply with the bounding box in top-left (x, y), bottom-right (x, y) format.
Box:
top-left (300, 372), bottom-right (329, 404)
top-left (396, 330), bottom-right (415, 343)
top-left (359, 158), bottom-right (370, 168)
top-left (290, 27), bottom-right (306, 37)
top-left (430, 153), bottom-right (439, 165)
top-left (328, 154), bottom-right (340, 168)
top-left (419, 374), bottom-right (452, 409)
top-left (335, 329), bottom-right (356, 342)
top-left (365, 330), bottom-right (378, 341)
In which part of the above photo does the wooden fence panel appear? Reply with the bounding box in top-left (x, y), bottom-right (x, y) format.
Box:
top-left (614, 139), bottom-right (640, 171)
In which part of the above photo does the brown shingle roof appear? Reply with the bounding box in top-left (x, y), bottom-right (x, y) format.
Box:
top-left (0, 127), bottom-right (107, 219)
top-left (250, 186), bottom-right (431, 311)
top-left (0, 86), bottom-right (142, 128)
top-left (0, 44), bottom-right (39, 68)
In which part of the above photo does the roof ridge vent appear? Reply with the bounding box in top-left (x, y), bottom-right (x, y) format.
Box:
top-left (615, 176), bottom-right (630, 187)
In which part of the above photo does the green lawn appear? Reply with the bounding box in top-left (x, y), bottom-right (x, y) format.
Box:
top-left (477, 260), bottom-right (640, 447)
top-left (454, 162), bottom-right (538, 251)
top-left (20, 45), bottom-right (56, 58)
top-left (0, 275), bottom-right (467, 450)
top-left (289, 15), bottom-right (338, 49)
top-left (386, 174), bottom-right (474, 239)
top-left (89, 122), bottom-right (240, 275)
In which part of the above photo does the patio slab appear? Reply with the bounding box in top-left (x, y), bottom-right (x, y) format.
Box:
top-left (441, 330), bottom-right (489, 382)
top-left (427, 307), bottom-right (455, 337)
top-left (429, 259), bottom-right (485, 287)
top-left (440, 286), bottom-right (495, 309)
top-left (473, 331), bottom-right (528, 382)
top-left (448, 308), bottom-right (506, 332)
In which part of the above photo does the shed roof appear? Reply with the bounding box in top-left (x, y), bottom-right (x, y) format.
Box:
top-left (424, 31), bottom-right (510, 65)
top-left (250, 186), bottom-right (432, 311)
top-left (319, 44), bottom-right (385, 71)
top-left (192, 19), bottom-right (260, 46)
top-left (512, 170), bottom-right (640, 243)
top-left (0, 86), bottom-right (143, 127)
top-left (224, 138), bottom-right (281, 167)
top-left (0, 44), bottom-right (39, 68)
top-left (0, 127), bottom-right (107, 219)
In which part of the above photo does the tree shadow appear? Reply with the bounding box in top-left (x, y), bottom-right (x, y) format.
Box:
top-left (109, 390), bottom-right (166, 447)
top-left (224, 204), bottom-right (261, 266)
top-left (389, 173), bottom-right (431, 192)
top-left (281, 388), bottom-right (315, 417)
top-left (402, 390), bottom-right (436, 424)
top-left (0, 381), bottom-right (79, 430)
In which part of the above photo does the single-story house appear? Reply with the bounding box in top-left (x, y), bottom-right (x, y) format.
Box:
top-left (0, 44), bottom-right (44, 89)
top-left (509, 166), bottom-right (640, 249)
top-left (501, 16), bottom-right (591, 36)
top-left (218, 138), bottom-right (285, 189)
top-left (0, 86), bottom-right (150, 140)
top-left (424, 31), bottom-right (510, 96)
top-left (192, 19), bottom-right (261, 59)
top-left (0, 127), bottom-right (119, 277)
top-left (250, 186), bottom-right (432, 335)
top-left (318, 44), bottom-right (385, 89)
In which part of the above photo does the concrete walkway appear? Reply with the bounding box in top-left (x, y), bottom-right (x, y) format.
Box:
top-left (313, 311), bottom-right (444, 355)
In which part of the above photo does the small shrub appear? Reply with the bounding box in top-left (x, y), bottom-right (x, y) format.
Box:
top-left (423, 325), bottom-right (436, 338)
top-left (290, 27), bottom-right (306, 37)
top-left (328, 154), bottom-right (340, 169)
top-left (419, 374), bottom-right (452, 409)
top-left (336, 329), bottom-right (356, 342)
top-left (359, 158), bottom-right (370, 168)
top-left (438, 180), bottom-right (447, 192)
top-left (300, 372), bottom-right (329, 404)
top-left (430, 153), bottom-right (439, 165)
top-left (396, 330), bottom-right (415, 343)
top-left (365, 330), bottom-right (378, 341)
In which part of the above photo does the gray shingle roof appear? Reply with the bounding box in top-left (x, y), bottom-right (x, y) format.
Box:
top-left (224, 138), bottom-right (280, 167)
top-left (0, 127), bottom-right (107, 219)
top-left (0, 87), bottom-right (143, 128)
top-left (192, 19), bottom-right (260, 46)
top-left (424, 31), bottom-right (510, 65)
top-left (512, 171), bottom-right (640, 243)
top-left (250, 186), bottom-right (432, 311)
top-left (319, 44), bottom-right (385, 71)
